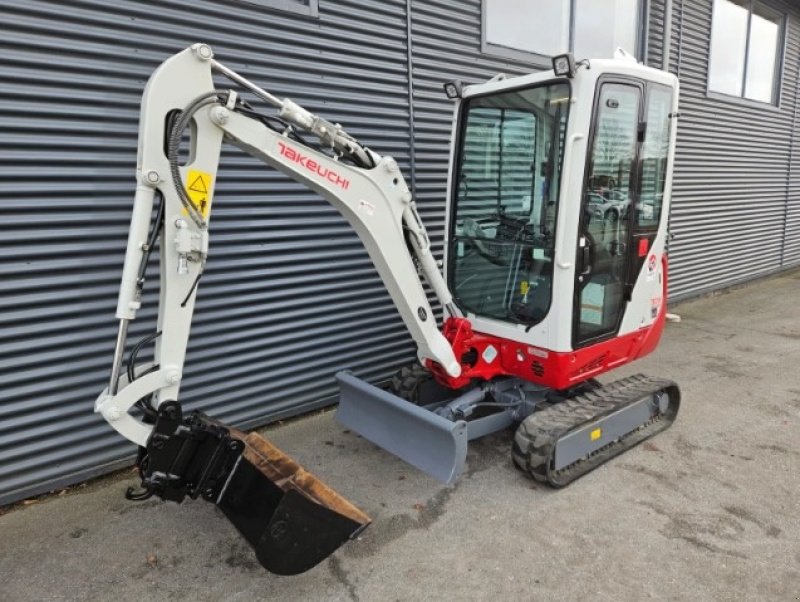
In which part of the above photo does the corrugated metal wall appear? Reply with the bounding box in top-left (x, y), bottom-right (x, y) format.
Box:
top-left (646, 0), bottom-right (666, 70)
top-left (0, 0), bottom-right (418, 505)
top-left (4, 0), bottom-right (800, 505)
top-left (784, 11), bottom-right (800, 266)
top-left (647, 0), bottom-right (800, 299)
top-left (409, 0), bottom-right (539, 250)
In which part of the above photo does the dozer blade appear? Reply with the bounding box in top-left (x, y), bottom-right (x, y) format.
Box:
top-left (124, 402), bottom-right (370, 575)
top-left (335, 370), bottom-right (468, 485)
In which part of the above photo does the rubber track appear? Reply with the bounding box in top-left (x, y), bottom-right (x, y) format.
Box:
top-left (512, 373), bottom-right (680, 487)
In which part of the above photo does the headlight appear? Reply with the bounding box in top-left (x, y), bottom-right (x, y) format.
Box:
top-left (552, 54), bottom-right (575, 78)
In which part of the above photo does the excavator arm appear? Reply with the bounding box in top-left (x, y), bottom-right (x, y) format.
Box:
top-left (94, 43), bottom-right (460, 575)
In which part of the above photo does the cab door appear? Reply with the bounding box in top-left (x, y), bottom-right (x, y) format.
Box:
top-left (573, 80), bottom-right (643, 347)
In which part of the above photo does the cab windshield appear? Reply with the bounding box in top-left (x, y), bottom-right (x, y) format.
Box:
top-left (448, 81), bottom-right (570, 326)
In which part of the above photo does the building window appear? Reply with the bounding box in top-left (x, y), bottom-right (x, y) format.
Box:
top-left (708, 0), bottom-right (783, 104)
top-left (235, 0), bottom-right (318, 18)
top-left (482, 0), bottom-right (641, 63)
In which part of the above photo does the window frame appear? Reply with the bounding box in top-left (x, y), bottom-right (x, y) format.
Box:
top-left (234, 0), bottom-right (319, 18)
top-left (636, 82), bottom-right (675, 232)
top-left (706, 0), bottom-right (786, 107)
top-left (573, 75), bottom-right (645, 348)
top-left (480, 0), bottom-right (645, 65)
top-left (446, 79), bottom-right (573, 328)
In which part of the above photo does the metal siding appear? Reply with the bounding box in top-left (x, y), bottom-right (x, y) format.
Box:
top-left (784, 12), bottom-right (800, 266)
top-left (652, 0), bottom-right (800, 299)
top-left (4, 0), bottom-right (800, 505)
top-left (646, 0), bottom-right (666, 68)
top-left (0, 0), bottom-right (416, 504)
top-left (409, 0), bottom-right (544, 253)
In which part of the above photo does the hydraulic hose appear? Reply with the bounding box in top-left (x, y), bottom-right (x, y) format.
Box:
top-left (167, 91), bottom-right (224, 229)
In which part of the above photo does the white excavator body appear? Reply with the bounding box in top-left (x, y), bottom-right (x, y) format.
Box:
top-left (95, 44), bottom-right (681, 575)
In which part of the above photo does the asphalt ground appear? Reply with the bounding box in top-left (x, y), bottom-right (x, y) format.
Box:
top-left (1, 269), bottom-right (799, 601)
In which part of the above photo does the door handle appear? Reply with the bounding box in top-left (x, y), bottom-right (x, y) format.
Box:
top-left (580, 245), bottom-right (592, 275)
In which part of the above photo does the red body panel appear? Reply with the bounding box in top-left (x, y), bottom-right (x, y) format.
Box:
top-left (429, 257), bottom-right (668, 391)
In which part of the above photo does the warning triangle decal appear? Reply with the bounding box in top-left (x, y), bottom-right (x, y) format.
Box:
top-left (188, 174), bottom-right (208, 194)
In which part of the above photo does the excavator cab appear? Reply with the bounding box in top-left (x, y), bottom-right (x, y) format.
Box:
top-left (444, 55), bottom-right (677, 355)
top-left (338, 53), bottom-right (680, 485)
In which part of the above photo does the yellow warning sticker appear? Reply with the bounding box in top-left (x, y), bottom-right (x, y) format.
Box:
top-left (520, 281), bottom-right (529, 295)
top-left (590, 428), bottom-right (602, 442)
top-left (185, 169), bottom-right (214, 219)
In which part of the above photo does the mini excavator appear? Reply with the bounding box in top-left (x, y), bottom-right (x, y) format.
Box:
top-left (95, 44), bottom-right (680, 575)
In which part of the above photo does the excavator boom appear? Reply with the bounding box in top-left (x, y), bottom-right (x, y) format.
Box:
top-left (95, 43), bottom-right (460, 574)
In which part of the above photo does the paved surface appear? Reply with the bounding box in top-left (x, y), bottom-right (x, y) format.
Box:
top-left (2, 270), bottom-right (800, 601)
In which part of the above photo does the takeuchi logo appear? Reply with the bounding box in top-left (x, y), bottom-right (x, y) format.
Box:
top-left (277, 141), bottom-right (350, 190)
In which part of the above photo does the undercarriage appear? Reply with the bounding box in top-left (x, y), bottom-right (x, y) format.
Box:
top-left (338, 365), bottom-right (680, 486)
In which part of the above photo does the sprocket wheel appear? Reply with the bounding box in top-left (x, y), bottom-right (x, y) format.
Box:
top-left (388, 362), bottom-right (435, 404)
